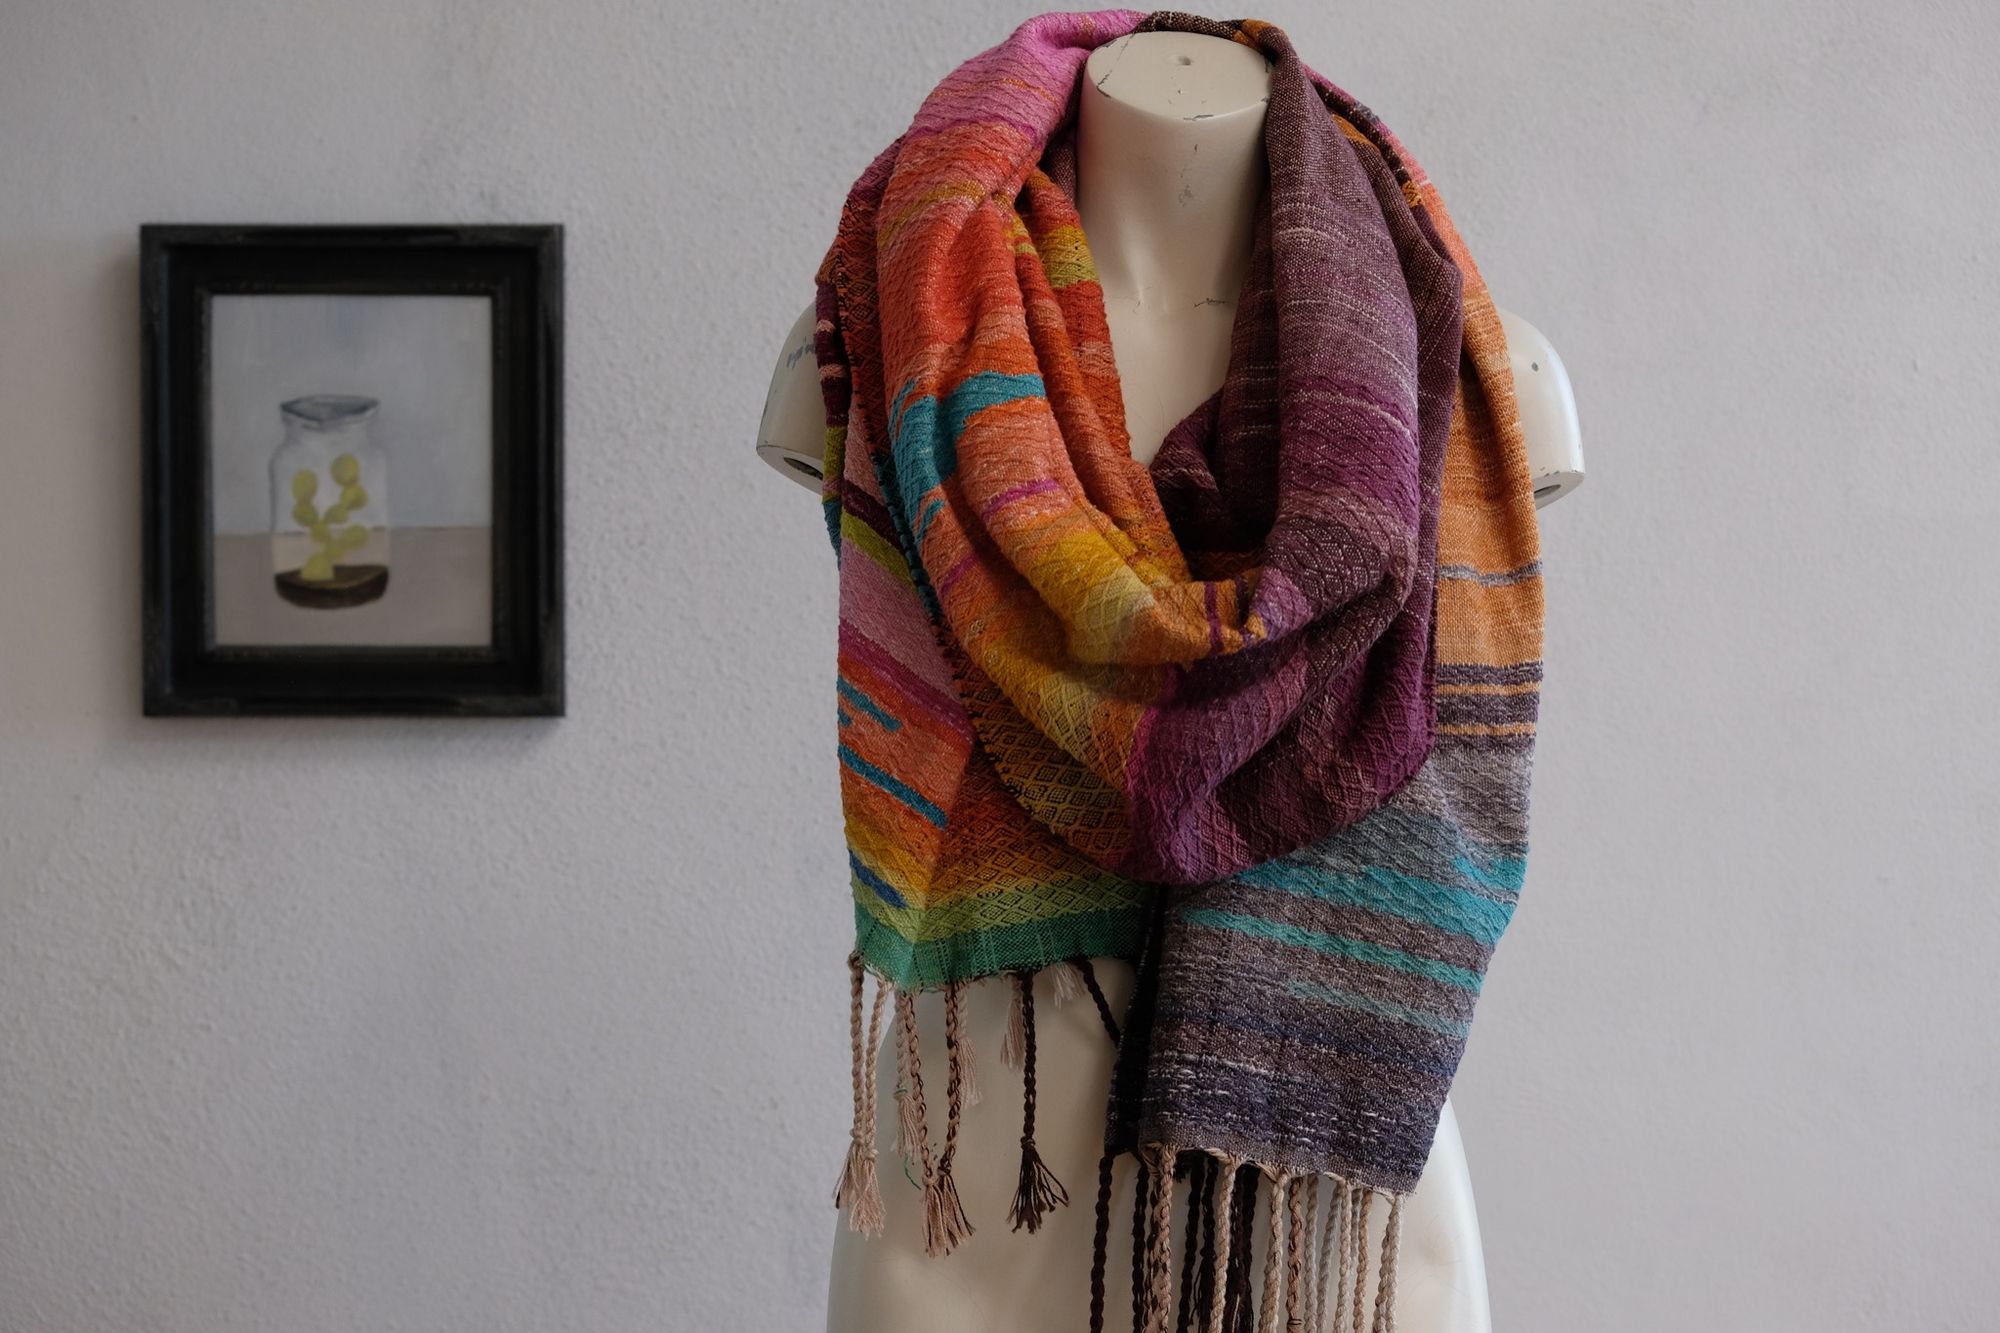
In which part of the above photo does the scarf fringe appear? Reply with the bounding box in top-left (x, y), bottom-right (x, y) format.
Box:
top-left (919, 981), bottom-right (976, 1256)
top-left (1000, 970), bottom-right (1028, 1069)
top-left (832, 953), bottom-right (890, 1235)
top-left (1104, 1151), bottom-right (1404, 1333)
top-left (1006, 970), bottom-right (1070, 1232)
top-left (833, 959), bottom-right (1407, 1328)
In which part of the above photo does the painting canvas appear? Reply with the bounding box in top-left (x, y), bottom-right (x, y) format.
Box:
top-left (141, 225), bottom-right (562, 716)
top-left (208, 294), bottom-right (494, 648)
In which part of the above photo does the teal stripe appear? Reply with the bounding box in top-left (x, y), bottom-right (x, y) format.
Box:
top-left (888, 372), bottom-right (1047, 533)
top-left (916, 496), bottom-right (944, 541)
top-left (1285, 979), bottom-right (1471, 1038)
top-left (849, 853), bottom-right (908, 909)
top-left (1454, 852), bottom-right (1527, 896)
top-left (836, 677), bottom-right (901, 731)
top-left (886, 376), bottom-right (920, 439)
top-left (1178, 907), bottom-right (1483, 993)
top-left (1235, 860), bottom-right (1515, 946)
top-left (941, 371), bottom-right (1044, 442)
top-left (837, 744), bottom-right (947, 827)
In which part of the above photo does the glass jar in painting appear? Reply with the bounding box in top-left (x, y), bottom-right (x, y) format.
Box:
top-left (268, 395), bottom-right (391, 608)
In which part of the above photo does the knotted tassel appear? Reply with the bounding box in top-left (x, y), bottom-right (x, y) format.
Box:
top-left (832, 954), bottom-right (890, 1235)
top-left (922, 982), bottom-right (974, 1256)
top-left (1007, 971), bottom-right (1069, 1232)
top-left (1313, 1178), bottom-right (1341, 1330)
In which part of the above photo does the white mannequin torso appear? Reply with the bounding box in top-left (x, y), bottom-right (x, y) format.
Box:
top-left (759, 32), bottom-right (1583, 1332)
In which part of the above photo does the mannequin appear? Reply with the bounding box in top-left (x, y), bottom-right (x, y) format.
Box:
top-left (758, 32), bottom-right (1583, 1333)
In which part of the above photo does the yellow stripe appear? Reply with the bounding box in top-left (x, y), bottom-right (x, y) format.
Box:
top-left (1436, 680), bottom-right (1541, 697)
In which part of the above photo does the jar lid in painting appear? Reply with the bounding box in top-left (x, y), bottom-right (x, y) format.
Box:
top-left (280, 395), bottom-right (379, 426)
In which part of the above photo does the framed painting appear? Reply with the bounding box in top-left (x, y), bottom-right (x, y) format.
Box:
top-left (140, 225), bottom-right (562, 715)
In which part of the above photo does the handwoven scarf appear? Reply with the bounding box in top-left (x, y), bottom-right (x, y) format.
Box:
top-left (812, 11), bottom-right (1544, 1329)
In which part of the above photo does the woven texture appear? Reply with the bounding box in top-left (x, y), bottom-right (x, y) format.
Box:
top-left (814, 10), bottom-right (1544, 1198)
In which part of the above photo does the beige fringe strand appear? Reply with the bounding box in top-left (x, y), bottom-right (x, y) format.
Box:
top-left (1285, 1173), bottom-right (1309, 1329)
top-left (1348, 1186), bottom-right (1374, 1333)
top-left (833, 954), bottom-right (891, 1235)
top-left (1257, 1168), bottom-right (1287, 1333)
top-left (1203, 1155), bottom-right (1242, 1333)
top-left (1138, 1146), bottom-right (1178, 1333)
top-left (1314, 1176), bottom-right (1342, 1329)
top-left (892, 990), bottom-right (932, 1178)
top-left (1048, 959), bottom-right (1085, 1004)
top-left (1370, 1194), bottom-right (1403, 1333)
top-left (946, 979), bottom-right (983, 1107)
top-left (1301, 1174), bottom-right (1323, 1328)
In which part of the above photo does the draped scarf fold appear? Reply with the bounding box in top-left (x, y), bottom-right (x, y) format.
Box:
top-left (811, 11), bottom-right (1544, 1328)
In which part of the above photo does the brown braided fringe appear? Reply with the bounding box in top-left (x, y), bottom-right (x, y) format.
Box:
top-left (831, 964), bottom-right (1413, 1329)
top-left (1006, 970), bottom-right (1070, 1232)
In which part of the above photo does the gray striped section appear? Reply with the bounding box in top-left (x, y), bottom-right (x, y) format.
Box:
top-left (1437, 559), bottom-right (1542, 586)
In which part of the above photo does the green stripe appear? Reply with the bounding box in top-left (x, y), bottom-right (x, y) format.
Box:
top-left (853, 875), bottom-right (1148, 944)
top-left (1179, 908), bottom-right (1484, 992)
top-left (856, 900), bottom-right (1145, 990)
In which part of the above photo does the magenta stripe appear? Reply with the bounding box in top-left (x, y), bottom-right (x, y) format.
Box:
top-left (979, 477), bottom-right (1063, 521)
top-left (838, 622), bottom-right (974, 741)
top-left (935, 549), bottom-right (981, 600)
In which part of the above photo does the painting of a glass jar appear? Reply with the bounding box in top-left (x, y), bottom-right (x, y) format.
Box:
top-left (269, 394), bottom-right (390, 608)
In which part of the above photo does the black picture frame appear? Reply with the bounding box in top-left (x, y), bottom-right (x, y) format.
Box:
top-left (140, 224), bottom-right (563, 716)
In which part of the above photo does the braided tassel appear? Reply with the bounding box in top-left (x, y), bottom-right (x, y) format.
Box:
top-left (922, 982), bottom-right (974, 1256)
top-left (832, 954), bottom-right (889, 1235)
top-left (1007, 971), bottom-right (1069, 1232)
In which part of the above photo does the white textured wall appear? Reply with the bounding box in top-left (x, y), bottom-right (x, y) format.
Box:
top-left (3, 2), bottom-right (1996, 1330)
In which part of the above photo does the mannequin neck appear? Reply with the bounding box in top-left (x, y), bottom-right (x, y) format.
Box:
top-left (1074, 32), bottom-right (1271, 309)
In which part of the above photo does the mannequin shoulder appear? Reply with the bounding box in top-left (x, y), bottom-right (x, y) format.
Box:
top-left (756, 298), bottom-right (1584, 505)
top-left (1495, 309), bottom-right (1585, 507)
top-left (756, 300), bottom-right (827, 491)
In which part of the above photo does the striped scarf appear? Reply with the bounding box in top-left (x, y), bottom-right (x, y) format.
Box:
top-left (813, 12), bottom-right (1543, 1328)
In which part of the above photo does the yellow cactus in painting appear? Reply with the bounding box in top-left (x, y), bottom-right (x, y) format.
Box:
top-left (291, 455), bottom-right (371, 581)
